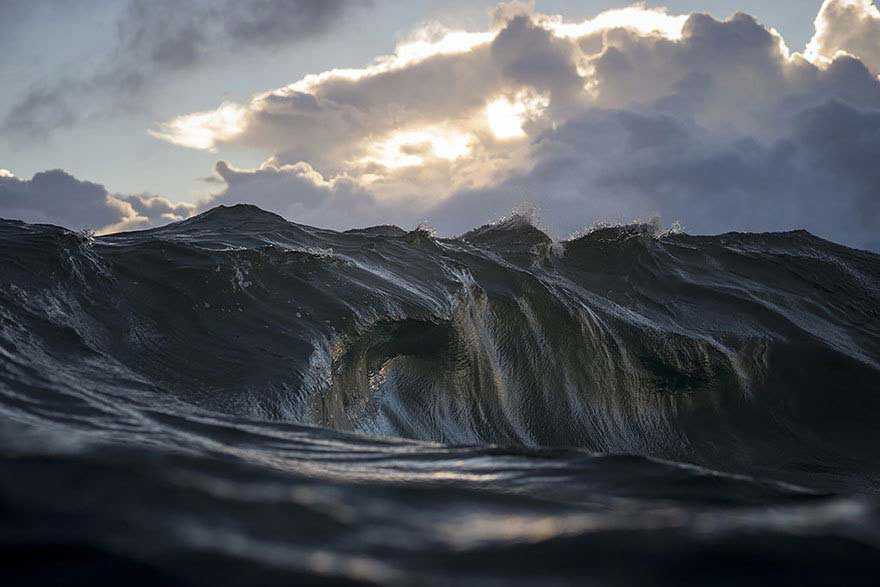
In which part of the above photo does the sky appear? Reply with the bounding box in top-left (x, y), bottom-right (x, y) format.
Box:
top-left (1, 0), bottom-right (878, 250)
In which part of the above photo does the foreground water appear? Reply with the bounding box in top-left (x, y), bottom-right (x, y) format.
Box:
top-left (2, 204), bottom-right (879, 585)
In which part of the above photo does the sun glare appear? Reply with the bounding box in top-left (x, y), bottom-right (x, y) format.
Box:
top-left (486, 92), bottom-right (549, 140)
top-left (487, 99), bottom-right (526, 139)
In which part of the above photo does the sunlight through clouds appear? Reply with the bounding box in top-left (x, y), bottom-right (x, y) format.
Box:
top-left (287, 29), bottom-right (497, 94)
top-left (804, 0), bottom-right (880, 75)
top-left (135, 0), bottom-right (880, 250)
top-left (149, 101), bottom-right (249, 150)
top-left (486, 91), bottom-right (549, 139)
top-left (546, 5), bottom-right (688, 40)
top-left (486, 99), bottom-right (526, 139)
top-left (149, 4), bottom-right (694, 156)
top-left (364, 128), bottom-right (474, 169)
top-left (5, 1), bottom-right (880, 252)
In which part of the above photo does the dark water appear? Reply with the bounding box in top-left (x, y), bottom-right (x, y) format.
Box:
top-left (2, 204), bottom-right (880, 585)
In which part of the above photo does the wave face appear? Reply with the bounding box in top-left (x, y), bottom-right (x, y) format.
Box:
top-left (2, 204), bottom-right (880, 584)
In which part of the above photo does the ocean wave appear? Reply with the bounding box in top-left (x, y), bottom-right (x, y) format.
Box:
top-left (2, 204), bottom-right (880, 584)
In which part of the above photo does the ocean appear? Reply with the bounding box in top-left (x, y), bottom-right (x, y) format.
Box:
top-left (2, 204), bottom-right (879, 585)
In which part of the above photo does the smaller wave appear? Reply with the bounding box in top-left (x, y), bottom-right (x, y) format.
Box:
top-left (566, 215), bottom-right (685, 242)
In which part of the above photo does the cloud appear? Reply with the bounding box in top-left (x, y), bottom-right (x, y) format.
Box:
top-left (2, 84), bottom-right (80, 138)
top-left (110, 0), bottom-right (371, 86)
top-left (806, 0), bottom-right (880, 75)
top-left (146, 2), bottom-right (880, 250)
top-left (223, 0), bottom-right (369, 47)
top-left (121, 194), bottom-right (198, 225)
top-left (0, 0), bottom-right (65, 32)
top-left (2, 0), bottom-right (371, 138)
top-left (0, 169), bottom-right (194, 234)
top-left (205, 160), bottom-right (387, 230)
top-left (4, 2), bottom-right (880, 251)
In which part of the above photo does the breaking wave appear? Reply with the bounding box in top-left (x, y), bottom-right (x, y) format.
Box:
top-left (2, 204), bottom-right (880, 585)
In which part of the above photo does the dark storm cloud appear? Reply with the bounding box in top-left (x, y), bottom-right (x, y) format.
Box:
top-left (0, 170), bottom-right (124, 230)
top-left (491, 16), bottom-right (580, 91)
top-left (425, 95), bottom-right (880, 250)
top-left (794, 100), bottom-right (880, 235)
top-left (2, 0), bottom-right (371, 137)
top-left (0, 169), bottom-right (194, 233)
